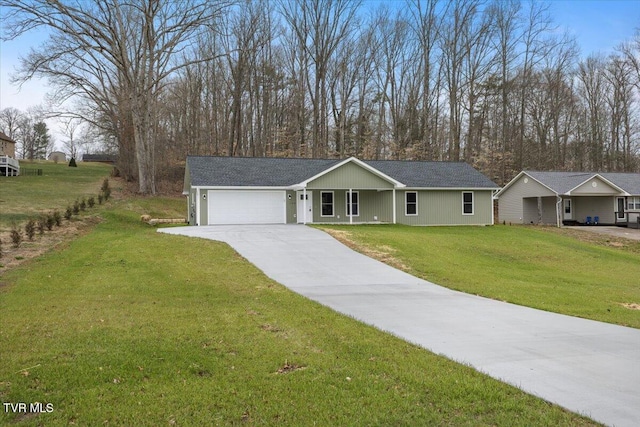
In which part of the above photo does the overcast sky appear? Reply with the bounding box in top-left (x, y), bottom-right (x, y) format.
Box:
top-left (0, 0), bottom-right (639, 146)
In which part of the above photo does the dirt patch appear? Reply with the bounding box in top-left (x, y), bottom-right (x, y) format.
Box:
top-left (275, 361), bottom-right (306, 374)
top-left (0, 177), bottom-right (132, 276)
top-left (620, 303), bottom-right (640, 311)
top-left (321, 228), bottom-right (409, 272)
top-left (0, 216), bottom-right (102, 275)
top-left (540, 226), bottom-right (640, 253)
top-left (260, 324), bottom-right (283, 333)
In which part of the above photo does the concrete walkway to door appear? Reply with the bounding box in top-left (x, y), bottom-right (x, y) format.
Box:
top-left (159, 225), bottom-right (640, 427)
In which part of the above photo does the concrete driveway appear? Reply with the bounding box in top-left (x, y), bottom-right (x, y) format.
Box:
top-left (573, 225), bottom-right (640, 241)
top-left (159, 225), bottom-right (640, 427)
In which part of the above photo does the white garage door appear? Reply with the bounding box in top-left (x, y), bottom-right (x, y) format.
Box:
top-left (208, 190), bottom-right (286, 225)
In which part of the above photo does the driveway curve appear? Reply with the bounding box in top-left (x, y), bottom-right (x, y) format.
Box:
top-left (159, 225), bottom-right (640, 427)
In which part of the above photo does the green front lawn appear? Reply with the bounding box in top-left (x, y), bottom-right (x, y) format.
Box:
top-left (0, 201), bottom-right (598, 426)
top-left (317, 224), bottom-right (640, 329)
top-left (0, 161), bottom-right (112, 229)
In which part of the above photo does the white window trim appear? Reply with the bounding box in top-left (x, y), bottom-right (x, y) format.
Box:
top-left (462, 191), bottom-right (474, 216)
top-left (346, 191), bottom-right (360, 217)
top-left (320, 191), bottom-right (335, 217)
top-left (405, 191), bottom-right (418, 216)
top-left (628, 196), bottom-right (640, 210)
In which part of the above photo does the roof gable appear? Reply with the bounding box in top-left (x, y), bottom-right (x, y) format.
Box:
top-left (569, 175), bottom-right (624, 195)
top-left (301, 157), bottom-right (403, 189)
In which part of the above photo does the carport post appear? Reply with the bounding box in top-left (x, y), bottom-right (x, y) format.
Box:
top-left (196, 187), bottom-right (201, 226)
top-left (392, 188), bottom-right (397, 224)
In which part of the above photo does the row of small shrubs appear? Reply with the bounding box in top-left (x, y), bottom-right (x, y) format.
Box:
top-left (63, 178), bottom-right (112, 221)
top-left (0, 179), bottom-right (112, 255)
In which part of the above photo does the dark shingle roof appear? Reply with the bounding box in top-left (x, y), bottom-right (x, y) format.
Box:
top-left (525, 171), bottom-right (596, 194)
top-left (365, 160), bottom-right (498, 188)
top-left (525, 171), bottom-right (640, 195)
top-left (187, 156), bottom-right (498, 189)
top-left (601, 173), bottom-right (640, 195)
top-left (188, 156), bottom-right (341, 186)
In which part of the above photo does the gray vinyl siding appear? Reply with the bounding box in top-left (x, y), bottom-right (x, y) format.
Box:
top-left (307, 162), bottom-right (394, 189)
top-left (194, 189), bottom-right (209, 225)
top-left (396, 190), bottom-right (493, 225)
top-left (540, 197), bottom-right (558, 224)
top-left (198, 190), bottom-right (208, 225)
top-left (522, 197), bottom-right (558, 225)
top-left (499, 174), bottom-right (556, 224)
top-left (572, 196), bottom-right (615, 224)
top-left (522, 198), bottom-right (537, 224)
top-left (286, 190), bottom-right (296, 223)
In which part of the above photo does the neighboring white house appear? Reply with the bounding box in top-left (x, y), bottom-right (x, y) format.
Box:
top-left (0, 131), bottom-right (19, 176)
top-left (496, 171), bottom-right (640, 228)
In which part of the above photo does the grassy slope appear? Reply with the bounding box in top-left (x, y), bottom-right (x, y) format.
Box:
top-left (317, 225), bottom-right (640, 329)
top-left (0, 205), bottom-right (598, 426)
top-left (0, 161), bottom-right (112, 229)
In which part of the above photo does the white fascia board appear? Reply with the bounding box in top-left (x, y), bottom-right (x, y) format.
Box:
top-left (565, 173), bottom-right (627, 195)
top-left (296, 156), bottom-right (406, 188)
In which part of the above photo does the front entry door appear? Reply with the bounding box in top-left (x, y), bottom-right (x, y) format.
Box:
top-left (297, 191), bottom-right (313, 223)
top-left (563, 198), bottom-right (572, 221)
top-left (617, 197), bottom-right (626, 220)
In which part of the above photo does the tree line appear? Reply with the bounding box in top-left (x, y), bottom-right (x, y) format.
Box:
top-left (0, 107), bottom-right (53, 160)
top-left (2, 0), bottom-right (640, 193)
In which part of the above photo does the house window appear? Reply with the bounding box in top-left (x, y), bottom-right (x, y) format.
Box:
top-left (346, 191), bottom-right (359, 216)
top-left (321, 191), bottom-right (334, 217)
top-left (628, 197), bottom-right (640, 210)
top-left (462, 192), bottom-right (474, 215)
top-left (405, 192), bottom-right (418, 216)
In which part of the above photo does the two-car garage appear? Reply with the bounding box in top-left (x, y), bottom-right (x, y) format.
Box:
top-left (207, 190), bottom-right (286, 225)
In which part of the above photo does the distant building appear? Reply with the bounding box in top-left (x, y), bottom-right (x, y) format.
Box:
top-left (0, 131), bottom-right (16, 158)
top-left (82, 154), bottom-right (118, 164)
top-left (48, 151), bottom-right (67, 162)
top-left (0, 131), bottom-right (19, 176)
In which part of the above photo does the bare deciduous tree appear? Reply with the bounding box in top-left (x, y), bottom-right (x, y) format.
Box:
top-left (1, 0), bottom-right (230, 194)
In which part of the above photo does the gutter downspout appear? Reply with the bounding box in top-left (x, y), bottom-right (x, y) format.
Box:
top-left (556, 195), bottom-right (562, 228)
